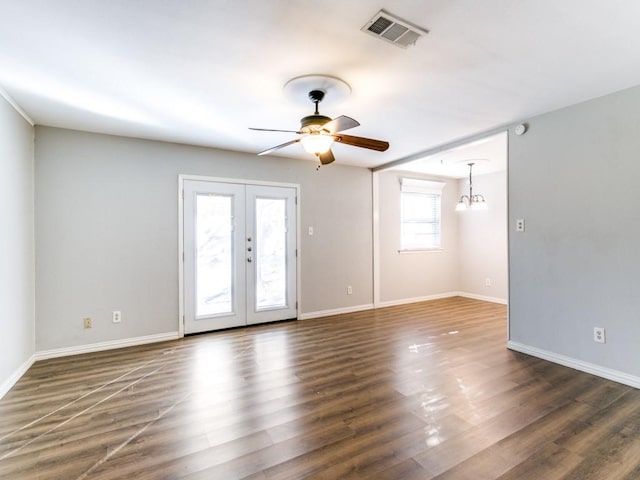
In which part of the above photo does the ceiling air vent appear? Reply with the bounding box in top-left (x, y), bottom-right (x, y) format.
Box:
top-left (361, 9), bottom-right (428, 48)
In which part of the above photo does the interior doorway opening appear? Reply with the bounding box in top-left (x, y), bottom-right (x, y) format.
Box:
top-left (372, 131), bottom-right (508, 311)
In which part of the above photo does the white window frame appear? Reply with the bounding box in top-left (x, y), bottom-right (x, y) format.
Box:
top-left (399, 178), bottom-right (445, 252)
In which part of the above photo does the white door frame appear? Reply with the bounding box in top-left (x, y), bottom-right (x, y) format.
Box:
top-left (178, 174), bottom-right (301, 337)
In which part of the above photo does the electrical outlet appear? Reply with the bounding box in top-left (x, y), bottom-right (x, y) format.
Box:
top-left (516, 219), bottom-right (525, 232)
top-left (83, 317), bottom-right (92, 329)
top-left (347, 285), bottom-right (353, 295)
top-left (593, 327), bottom-right (606, 344)
top-left (112, 311), bottom-right (122, 323)
top-left (485, 278), bottom-right (492, 287)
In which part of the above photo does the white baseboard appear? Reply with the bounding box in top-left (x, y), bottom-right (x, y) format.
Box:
top-left (35, 332), bottom-right (181, 361)
top-left (299, 303), bottom-right (374, 320)
top-left (456, 292), bottom-right (508, 305)
top-left (508, 341), bottom-right (640, 389)
top-left (376, 292), bottom-right (458, 308)
top-left (0, 354), bottom-right (36, 400)
top-left (376, 292), bottom-right (507, 308)
top-left (301, 293), bottom-right (506, 320)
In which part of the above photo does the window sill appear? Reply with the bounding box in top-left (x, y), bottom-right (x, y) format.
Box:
top-left (398, 248), bottom-right (443, 254)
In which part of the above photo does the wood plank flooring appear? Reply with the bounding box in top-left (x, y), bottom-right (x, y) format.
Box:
top-left (1, 297), bottom-right (639, 479)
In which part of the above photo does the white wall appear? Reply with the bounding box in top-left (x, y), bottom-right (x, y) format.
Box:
top-left (34, 127), bottom-right (373, 351)
top-left (509, 84), bottom-right (640, 381)
top-left (377, 170), bottom-right (460, 304)
top-left (0, 94), bottom-right (35, 397)
top-left (457, 171), bottom-right (508, 301)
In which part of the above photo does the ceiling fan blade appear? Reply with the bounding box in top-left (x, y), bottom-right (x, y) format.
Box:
top-left (333, 134), bottom-right (389, 152)
top-left (318, 149), bottom-right (335, 165)
top-left (258, 138), bottom-right (300, 156)
top-left (250, 127), bottom-right (302, 134)
top-left (321, 115), bottom-right (360, 134)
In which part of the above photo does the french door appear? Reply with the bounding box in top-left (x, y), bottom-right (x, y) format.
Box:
top-left (183, 179), bottom-right (297, 334)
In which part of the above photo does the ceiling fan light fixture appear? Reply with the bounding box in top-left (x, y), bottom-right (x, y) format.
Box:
top-left (300, 133), bottom-right (334, 155)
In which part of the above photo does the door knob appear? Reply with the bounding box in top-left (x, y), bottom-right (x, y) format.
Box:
top-left (247, 257), bottom-right (252, 263)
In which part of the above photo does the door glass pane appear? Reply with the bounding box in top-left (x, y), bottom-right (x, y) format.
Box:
top-left (255, 197), bottom-right (287, 310)
top-left (196, 194), bottom-right (233, 317)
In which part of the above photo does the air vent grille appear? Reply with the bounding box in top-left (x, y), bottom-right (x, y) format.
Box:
top-left (368, 16), bottom-right (393, 35)
top-left (362, 9), bottom-right (428, 48)
top-left (382, 23), bottom-right (408, 42)
top-left (396, 30), bottom-right (421, 47)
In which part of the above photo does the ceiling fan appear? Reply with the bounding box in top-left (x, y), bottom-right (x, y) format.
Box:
top-left (250, 89), bottom-right (389, 166)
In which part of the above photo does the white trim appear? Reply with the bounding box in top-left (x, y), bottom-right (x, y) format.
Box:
top-left (375, 291), bottom-right (507, 308)
top-left (299, 303), bottom-right (374, 320)
top-left (178, 175), bottom-right (185, 337)
top-left (456, 292), bottom-right (508, 305)
top-left (299, 291), bottom-right (505, 319)
top-left (0, 85), bottom-right (34, 125)
top-left (376, 292), bottom-right (458, 308)
top-left (296, 187), bottom-right (302, 318)
top-left (508, 341), bottom-right (640, 389)
top-left (400, 177), bottom-right (446, 194)
top-left (0, 354), bottom-right (36, 400)
top-left (398, 248), bottom-right (443, 254)
top-left (372, 171), bottom-right (380, 306)
top-left (178, 174), bottom-right (299, 190)
top-left (35, 332), bottom-right (180, 361)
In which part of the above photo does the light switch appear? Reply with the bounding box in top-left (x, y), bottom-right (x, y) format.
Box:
top-left (308, 226), bottom-right (314, 236)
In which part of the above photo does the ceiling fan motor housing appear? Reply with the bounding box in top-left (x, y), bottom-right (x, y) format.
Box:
top-left (300, 114), bottom-right (332, 132)
top-left (300, 89), bottom-right (331, 131)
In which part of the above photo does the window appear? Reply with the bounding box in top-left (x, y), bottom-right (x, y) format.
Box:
top-left (400, 178), bottom-right (445, 250)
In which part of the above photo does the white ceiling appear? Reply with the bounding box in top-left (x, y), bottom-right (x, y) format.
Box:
top-left (2, 1), bottom-right (640, 175)
top-left (389, 131), bottom-right (507, 178)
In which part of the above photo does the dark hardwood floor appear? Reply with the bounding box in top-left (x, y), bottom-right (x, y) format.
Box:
top-left (1, 297), bottom-right (639, 479)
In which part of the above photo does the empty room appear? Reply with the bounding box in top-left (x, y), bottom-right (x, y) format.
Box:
top-left (2, 2), bottom-right (640, 479)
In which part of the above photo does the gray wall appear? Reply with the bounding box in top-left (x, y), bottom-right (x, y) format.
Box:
top-left (15, 81), bottom-right (640, 386)
top-left (0, 95), bottom-right (35, 392)
top-left (35, 127), bottom-right (373, 351)
top-left (509, 84), bottom-right (640, 376)
top-left (458, 171), bottom-right (508, 301)
top-left (377, 170), bottom-right (460, 303)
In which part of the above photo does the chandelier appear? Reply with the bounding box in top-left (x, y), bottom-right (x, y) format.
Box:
top-left (456, 162), bottom-right (487, 211)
